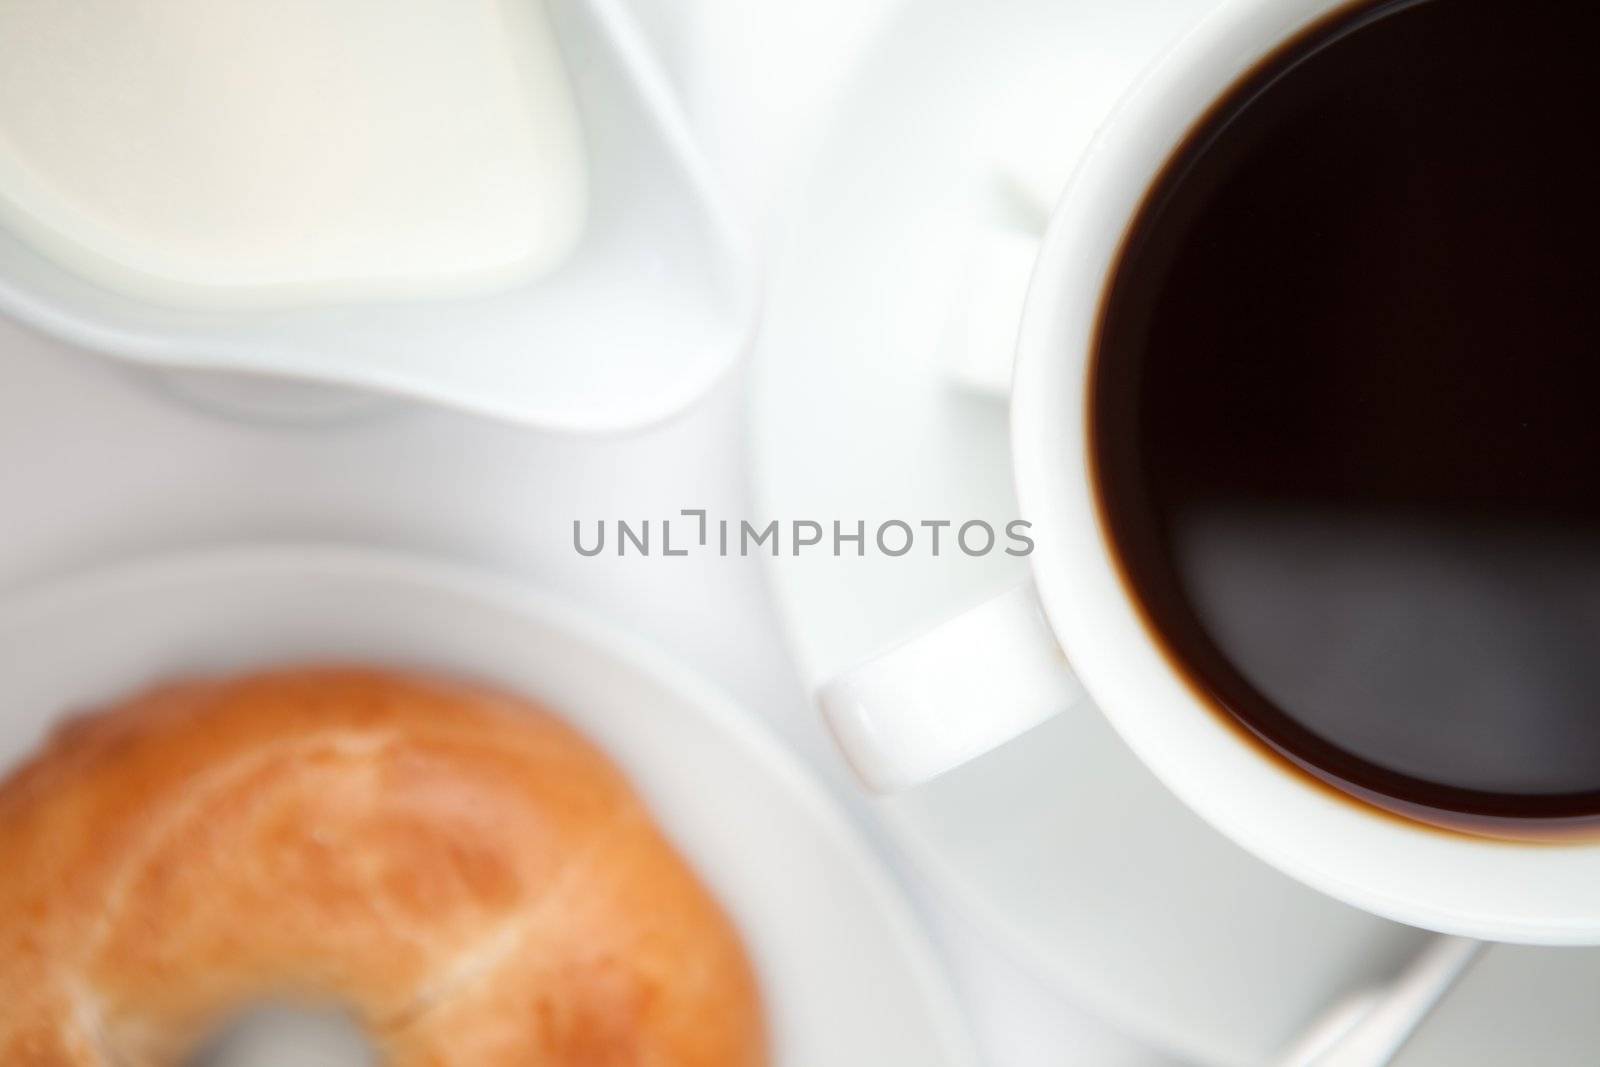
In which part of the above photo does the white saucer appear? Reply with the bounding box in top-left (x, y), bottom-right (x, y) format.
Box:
top-left (0, 544), bottom-right (977, 1067)
top-left (748, 1), bottom-right (1438, 1062)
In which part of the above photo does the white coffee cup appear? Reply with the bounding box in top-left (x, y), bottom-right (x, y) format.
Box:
top-left (820, 0), bottom-right (1600, 945)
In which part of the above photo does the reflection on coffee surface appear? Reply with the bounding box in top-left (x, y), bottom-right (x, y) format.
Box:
top-left (1091, 0), bottom-right (1600, 834)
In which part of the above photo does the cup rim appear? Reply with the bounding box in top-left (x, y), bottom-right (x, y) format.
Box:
top-left (1011, 0), bottom-right (1600, 944)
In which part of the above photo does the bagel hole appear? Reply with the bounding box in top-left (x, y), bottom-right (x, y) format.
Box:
top-left (185, 1003), bottom-right (376, 1067)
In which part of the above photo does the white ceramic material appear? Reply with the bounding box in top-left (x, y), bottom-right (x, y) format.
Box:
top-left (0, 0), bottom-right (756, 432)
top-left (0, 545), bottom-right (977, 1067)
top-left (825, 583), bottom-right (1087, 792)
top-left (748, 2), bottom-right (1439, 1063)
top-left (822, 0), bottom-right (1600, 946)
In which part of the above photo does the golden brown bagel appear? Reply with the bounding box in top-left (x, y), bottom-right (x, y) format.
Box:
top-left (0, 666), bottom-right (766, 1065)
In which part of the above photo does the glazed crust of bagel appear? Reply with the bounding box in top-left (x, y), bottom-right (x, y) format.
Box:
top-left (0, 666), bottom-right (766, 1066)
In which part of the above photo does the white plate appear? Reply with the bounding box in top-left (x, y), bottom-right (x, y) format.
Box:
top-left (0, 544), bottom-right (977, 1067)
top-left (0, 0), bottom-right (756, 433)
top-left (748, 1), bottom-right (1436, 1063)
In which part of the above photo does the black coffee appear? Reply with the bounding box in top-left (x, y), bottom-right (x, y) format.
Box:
top-left (1091, 0), bottom-right (1600, 835)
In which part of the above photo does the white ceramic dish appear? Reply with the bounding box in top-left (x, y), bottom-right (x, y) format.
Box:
top-left (0, 544), bottom-right (977, 1067)
top-left (0, 0), bottom-right (756, 433)
top-left (748, 1), bottom-right (1438, 1062)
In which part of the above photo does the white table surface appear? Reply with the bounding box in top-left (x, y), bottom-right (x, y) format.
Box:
top-left (0, 2), bottom-right (1187, 1063)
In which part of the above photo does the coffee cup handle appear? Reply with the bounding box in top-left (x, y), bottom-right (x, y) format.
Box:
top-left (818, 582), bottom-right (1088, 792)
